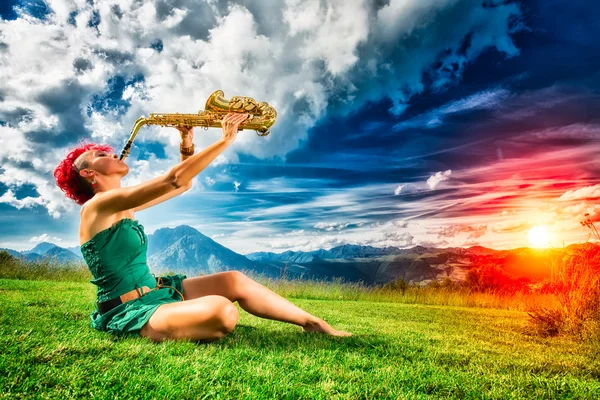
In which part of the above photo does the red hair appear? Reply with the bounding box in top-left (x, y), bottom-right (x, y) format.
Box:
top-left (53, 140), bottom-right (114, 206)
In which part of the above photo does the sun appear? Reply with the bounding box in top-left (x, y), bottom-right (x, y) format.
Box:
top-left (528, 226), bottom-right (550, 248)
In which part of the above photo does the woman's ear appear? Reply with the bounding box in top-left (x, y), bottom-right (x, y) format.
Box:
top-left (80, 169), bottom-right (92, 179)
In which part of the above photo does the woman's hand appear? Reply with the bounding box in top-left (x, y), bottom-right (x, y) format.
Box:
top-left (176, 125), bottom-right (194, 147)
top-left (221, 113), bottom-right (249, 144)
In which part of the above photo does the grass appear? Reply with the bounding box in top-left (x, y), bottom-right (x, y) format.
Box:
top-left (527, 222), bottom-right (600, 340)
top-left (1, 278), bottom-right (600, 399)
top-left (0, 253), bottom-right (557, 312)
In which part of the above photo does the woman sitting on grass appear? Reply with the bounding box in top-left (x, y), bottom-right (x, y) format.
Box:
top-left (53, 112), bottom-right (352, 343)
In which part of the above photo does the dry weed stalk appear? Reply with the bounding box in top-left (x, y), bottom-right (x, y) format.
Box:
top-left (528, 213), bottom-right (600, 339)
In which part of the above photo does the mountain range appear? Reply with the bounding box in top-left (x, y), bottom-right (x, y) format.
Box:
top-left (2, 224), bottom-right (595, 286)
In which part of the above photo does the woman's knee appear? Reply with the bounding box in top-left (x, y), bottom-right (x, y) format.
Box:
top-left (214, 298), bottom-right (239, 334)
top-left (140, 295), bottom-right (238, 342)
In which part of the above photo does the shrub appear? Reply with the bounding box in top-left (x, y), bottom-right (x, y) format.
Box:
top-left (382, 276), bottom-right (409, 294)
top-left (0, 250), bottom-right (91, 282)
top-left (528, 214), bottom-right (600, 341)
top-left (464, 265), bottom-right (531, 295)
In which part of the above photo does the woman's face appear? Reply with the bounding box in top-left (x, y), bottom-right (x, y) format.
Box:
top-left (81, 149), bottom-right (129, 178)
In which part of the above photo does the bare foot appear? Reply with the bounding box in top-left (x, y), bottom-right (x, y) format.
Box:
top-left (301, 317), bottom-right (353, 337)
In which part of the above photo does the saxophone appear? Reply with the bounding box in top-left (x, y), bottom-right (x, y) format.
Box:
top-left (118, 90), bottom-right (277, 161)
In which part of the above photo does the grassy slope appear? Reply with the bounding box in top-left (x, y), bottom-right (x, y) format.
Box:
top-left (1, 278), bottom-right (599, 399)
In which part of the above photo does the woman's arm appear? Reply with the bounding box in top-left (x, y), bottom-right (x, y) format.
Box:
top-left (171, 113), bottom-right (247, 187)
top-left (92, 171), bottom-right (180, 215)
top-left (170, 138), bottom-right (231, 187)
top-left (133, 181), bottom-right (191, 213)
top-left (93, 142), bottom-right (196, 215)
top-left (133, 130), bottom-right (194, 213)
top-left (93, 114), bottom-right (245, 215)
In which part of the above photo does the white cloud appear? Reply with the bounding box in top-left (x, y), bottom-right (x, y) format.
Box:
top-left (375, 0), bottom-right (458, 41)
top-left (0, 189), bottom-right (44, 210)
top-left (491, 219), bottom-right (530, 234)
top-left (427, 169), bottom-right (451, 190)
top-left (558, 184), bottom-right (600, 202)
top-left (29, 233), bottom-right (64, 243)
top-left (0, 0), bottom-right (525, 219)
top-left (558, 202), bottom-right (600, 220)
top-left (391, 219), bottom-right (408, 228)
top-left (209, 155), bottom-right (229, 168)
top-left (162, 7), bottom-right (188, 29)
top-left (85, 111), bottom-right (125, 142)
top-left (0, 163), bottom-right (72, 218)
top-left (283, 0), bottom-right (370, 76)
top-left (313, 221), bottom-right (351, 231)
top-left (274, 229), bottom-right (306, 237)
top-left (394, 88), bottom-right (511, 131)
top-left (245, 177), bottom-right (337, 193)
top-left (0, 0), bottom-right (529, 252)
top-left (380, 231), bottom-right (414, 247)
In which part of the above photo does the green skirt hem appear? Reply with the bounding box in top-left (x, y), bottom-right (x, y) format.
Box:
top-left (90, 273), bottom-right (187, 337)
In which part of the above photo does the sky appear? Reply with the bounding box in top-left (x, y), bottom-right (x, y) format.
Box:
top-left (0, 0), bottom-right (599, 254)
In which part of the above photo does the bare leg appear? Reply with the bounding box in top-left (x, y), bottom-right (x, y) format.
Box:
top-left (234, 274), bottom-right (352, 336)
top-left (182, 271), bottom-right (353, 337)
top-left (140, 295), bottom-right (239, 343)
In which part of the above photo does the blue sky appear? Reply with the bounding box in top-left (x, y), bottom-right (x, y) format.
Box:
top-left (0, 0), bottom-right (599, 253)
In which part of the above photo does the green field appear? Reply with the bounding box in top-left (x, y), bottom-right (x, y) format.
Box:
top-left (1, 278), bottom-right (599, 399)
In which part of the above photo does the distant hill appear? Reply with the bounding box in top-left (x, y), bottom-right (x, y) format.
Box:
top-left (2, 242), bottom-right (81, 264)
top-left (21, 242), bottom-right (57, 256)
top-left (145, 225), bottom-right (281, 278)
top-left (3, 225), bottom-right (597, 286)
top-left (244, 244), bottom-right (435, 263)
top-left (0, 248), bottom-right (23, 258)
top-left (245, 243), bottom-right (599, 285)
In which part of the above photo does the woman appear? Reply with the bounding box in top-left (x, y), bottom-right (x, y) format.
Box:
top-left (53, 112), bottom-right (352, 342)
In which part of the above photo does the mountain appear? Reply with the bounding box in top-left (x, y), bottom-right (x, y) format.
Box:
top-left (66, 246), bottom-right (82, 257)
top-left (35, 246), bottom-right (81, 263)
top-left (21, 242), bottom-right (56, 255)
top-left (252, 246), bottom-right (475, 285)
top-left (0, 247), bottom-right (23, 258)
top-left (2, 243), bottom-right (81, 263)
top-left (146, 225), bottom-right (281, 278)
top-left (147, 225), bottom-right (201, 256)
top-left (467, 245), bottom-right (499, 256)
top-left (1, 225), bottom-right (282, 279)
top-left (3, 224), bottom-right (597, 287)
top-left (244, 243), bottom-right (599, 286)
top-left (244, 244), bottom-right (434, 263)
top-left (4, 241), bottom-right (81, 263)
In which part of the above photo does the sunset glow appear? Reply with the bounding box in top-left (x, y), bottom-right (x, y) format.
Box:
top-left (528, 226), bottom-right (550, 248)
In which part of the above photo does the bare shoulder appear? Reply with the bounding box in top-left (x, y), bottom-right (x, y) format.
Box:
top-left (79, 195), bottom-right (135, 246)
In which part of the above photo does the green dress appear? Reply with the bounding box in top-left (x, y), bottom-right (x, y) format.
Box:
top-left (81, 218), bottom-right (187, 337)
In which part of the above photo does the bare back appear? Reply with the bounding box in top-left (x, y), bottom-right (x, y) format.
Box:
top-left (79, 194), bottom-right (135, 246)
